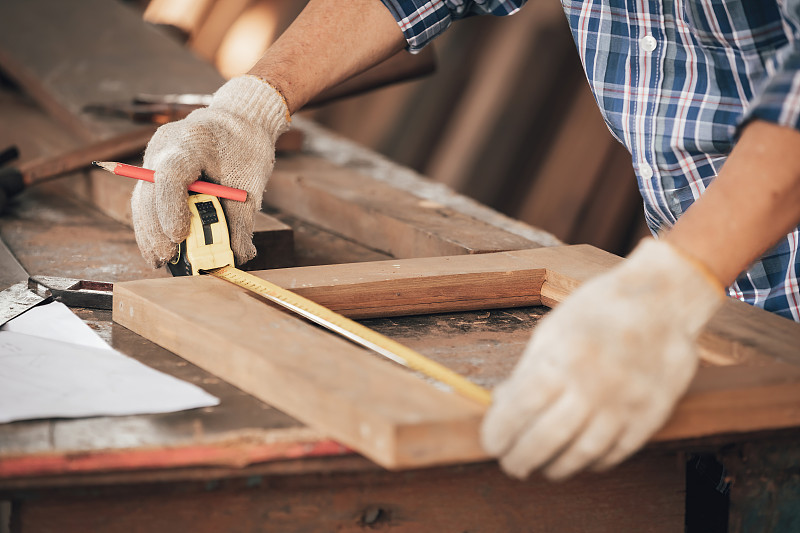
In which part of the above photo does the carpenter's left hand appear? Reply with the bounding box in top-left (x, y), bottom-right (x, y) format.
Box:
top-left (481, 238), bottom-right (725, 480)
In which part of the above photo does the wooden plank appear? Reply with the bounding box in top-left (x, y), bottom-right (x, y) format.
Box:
top-left (262, 245), bottom-right (614, 318)
top-left (0, 0), bottom-right (222, 141)
top-left (426, 0), bottom-right (564, 190)
top-left (269, 211), bottom-right (392, 267)
top-left (266, 154), bottom-right (541, 258)
top-left (113, 245), bottom-right (800, 468)
top-left (698, 298), bottom-right (800, 367)
top-left (567, 140), bottom-right (642, 254)
top-left (114, 275), bottom-right (487, 469)
top-left (0, 0), bottom-right (293, 268)
top-left (515, 84), bottom-right (616, 241)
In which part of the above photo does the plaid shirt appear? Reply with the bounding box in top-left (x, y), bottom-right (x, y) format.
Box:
top-left (380, 0), bottom-right (800, 321)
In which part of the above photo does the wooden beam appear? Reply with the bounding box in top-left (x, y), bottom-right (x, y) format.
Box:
top-left (515, 84), bottom-right (615, 241)
top-left (0, 0), bottom-right (293, 269)
top-left (266, 155), bottom-right (541, 258)
top-left (260, 244), bottom-right (614, 318)
top-left (426, 0), bottom-right (564, 190)
top-left (113, 245), bottom-right (800, 468)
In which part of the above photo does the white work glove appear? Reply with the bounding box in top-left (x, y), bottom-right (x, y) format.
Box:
top-left (131, 75), bottom-right (290, 267)
top-left (481, 238), bottom-right (725, 480)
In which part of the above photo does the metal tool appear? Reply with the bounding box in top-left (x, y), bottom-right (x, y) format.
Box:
top-left (82, 101), bottom-right (199, 125)
top-left (82, 47), bottom-right (437, 127)
top-left (28, 276), bottom-right (113, 310)
top-left (1, 276), bottom-right (114, 327)
top-left (0, 233), bottom-right (113, 325)
top-left (134, 92), bottom-right (212, 106)
top-left (171, 194), bottom-right (491, 405)
top-left (0, 235), bottom-right (46, 326)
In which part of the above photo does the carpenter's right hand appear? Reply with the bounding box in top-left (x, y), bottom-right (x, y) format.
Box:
top-left (131, 75), bottom-right (290, 268)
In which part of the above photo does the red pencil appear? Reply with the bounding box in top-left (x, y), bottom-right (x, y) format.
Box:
top-left (92, 161), bottom-right (247, 202)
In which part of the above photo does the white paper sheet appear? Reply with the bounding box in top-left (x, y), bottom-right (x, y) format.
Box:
top-left (0, 304), bottom-right (219, 424)
top-left (1, 301), bottom-right (111, 350)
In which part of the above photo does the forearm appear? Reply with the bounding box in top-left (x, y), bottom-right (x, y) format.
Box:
top-left (247, 0), bottom-right (406, 113)
top-left (665, 120), bottom-right (800, 286)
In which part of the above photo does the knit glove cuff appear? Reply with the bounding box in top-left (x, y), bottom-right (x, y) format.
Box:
top-left (212, 75), bottom-right (291, 144)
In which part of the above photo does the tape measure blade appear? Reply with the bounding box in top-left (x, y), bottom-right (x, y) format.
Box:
top-left (209, 266), bottom-right (492, 406)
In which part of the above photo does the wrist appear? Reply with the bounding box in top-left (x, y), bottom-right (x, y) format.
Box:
top-left (211, 76), bottom-right (291, 142)
top-left (656, 238), bottom-right (727, 298)
top-left (627, 238), bottom-right (726, 325)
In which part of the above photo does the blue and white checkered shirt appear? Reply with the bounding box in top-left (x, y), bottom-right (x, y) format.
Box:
top-left (380, 0), bottom-right (800, 321)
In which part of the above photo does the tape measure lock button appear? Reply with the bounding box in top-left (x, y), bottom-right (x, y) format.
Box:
top-left (167, 193), bottom-right (234, 277)
top-left (195, 201), bottom-right (219, 225)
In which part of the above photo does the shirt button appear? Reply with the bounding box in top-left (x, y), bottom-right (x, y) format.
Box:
top-left (640, 35), bottom-right (657, 52)
top-left (640, 164), bottom-right (654, 179)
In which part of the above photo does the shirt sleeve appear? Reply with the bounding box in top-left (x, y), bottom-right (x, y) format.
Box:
top-left (379, 1), bottom-right (527, 52)
top-left (739, 0), bottom-right (800, 132)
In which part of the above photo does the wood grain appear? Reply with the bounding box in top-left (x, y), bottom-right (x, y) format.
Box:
top-left (113, 245), bottom-right (800, 468)
top-left (267, 154), bottom-right (541, 258)
top-left (114, 274), bottom-right (486, 469)
top-left (9, 453), bottom-right (684, 533)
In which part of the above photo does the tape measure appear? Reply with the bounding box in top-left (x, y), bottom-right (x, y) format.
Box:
top-left (168, 193), bottom-right (235, 276)
top-left (170, 194), bottom-right (492, 406)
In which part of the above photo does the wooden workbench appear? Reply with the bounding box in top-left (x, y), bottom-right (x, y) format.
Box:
top-left (3, 81), bottom-right (800, 533)
top-left (0, 144), bottom-right (676, 533)
top-left (0, 79), bottom-right (687, 532)
top-left (2, 2), bottom-right (800, 531)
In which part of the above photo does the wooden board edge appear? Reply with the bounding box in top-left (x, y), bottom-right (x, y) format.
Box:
top-left (0, 427), bottom-right (345, 481)
top-left (654, 365), bottom-right (800, 442)
top-left (112, 277), bottom-right (486, 469)
top-left (259, 250), bottom-right (549, 318)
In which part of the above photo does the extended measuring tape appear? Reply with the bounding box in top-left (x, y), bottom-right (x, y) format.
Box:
top-left (169, 193), bottom-right (492, 406)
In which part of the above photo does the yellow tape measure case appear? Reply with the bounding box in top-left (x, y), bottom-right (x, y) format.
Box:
top-left (168, 193), bottom-right (235, 276)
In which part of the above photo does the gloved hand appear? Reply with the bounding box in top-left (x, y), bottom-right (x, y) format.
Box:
top-left (131, 75), bottom-right (290, 267)
top-left (481, 238), bottom-right (726, 480)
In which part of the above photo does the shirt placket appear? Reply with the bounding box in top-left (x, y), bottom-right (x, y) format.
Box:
top-left (627, 0), bottom-right (674, 231)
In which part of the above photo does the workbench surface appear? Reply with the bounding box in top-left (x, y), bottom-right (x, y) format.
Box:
top-left (0, 72), bottom-right (698, 531)
top-left (1, 1), bottom-right (799, 524)
top-left (0, 188), bottom-right (689, 532)
top-left (0, 177), bottom-right (552, 481)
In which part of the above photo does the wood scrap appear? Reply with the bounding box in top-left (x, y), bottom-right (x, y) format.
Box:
top-left (267, 154), bottom-right (541, 258)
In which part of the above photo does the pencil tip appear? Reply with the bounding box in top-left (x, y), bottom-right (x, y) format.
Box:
top-left (93, 161), bottom-right (115, 172)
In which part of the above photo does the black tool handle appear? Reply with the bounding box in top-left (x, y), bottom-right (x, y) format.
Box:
top-left (0, 167), bottom-right (25, 214)
top-left (0, 146), bottom-right (20, 167)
